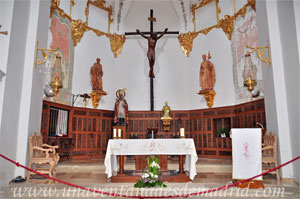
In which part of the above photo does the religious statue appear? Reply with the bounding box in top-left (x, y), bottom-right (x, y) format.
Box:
top-left (200, 52), bottom-right (215, 91)
top-left (114, 89), bottom-right (129, 125)
top-left (161, 101), bottom-right (173, 131)
top-left (136, 28), bottom-right (168, 78)
top-left (90, 58), bottom-right (103, 91)
top-left (162, 101), bottom-right (172, 119)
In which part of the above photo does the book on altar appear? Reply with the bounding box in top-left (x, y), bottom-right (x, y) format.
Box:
top-left (231, 128), bottom-right (262, 180)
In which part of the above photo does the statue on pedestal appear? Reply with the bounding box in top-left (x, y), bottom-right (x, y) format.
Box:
top-left (90, 58), bottom-right (103, 91)
top-left (114, 89), bottom-right (129, 125)
top-left (198, 52), bottom-right (216, 108)
top-left (90, 58), bottom-right (107, 108)
top-left (200, 53), bottom-right (215, 91)
top-left (161, 101), bottom-right (173, 131)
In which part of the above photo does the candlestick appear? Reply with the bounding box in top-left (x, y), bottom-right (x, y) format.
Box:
top-left (118, 129), bottom-right (121, 138)
top-left (151, 130), bottom-right (154, 139)
top-left (180, 128), bottom-right (185, 138)
top-left (113, 129), bottom-right (117, 138)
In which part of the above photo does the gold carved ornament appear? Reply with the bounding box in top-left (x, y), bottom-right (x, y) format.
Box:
top-left (247, 41), bottom-right (271, 65)
top-left (90, 90), bottom-right (107, 109)
top-left (197, 90), bottom-right (216, 108)
top-left (50, 0), bottom-right (125, 58)
top-left (177, 32), bottom-right (199, 57)
top-left (71, 19), bottom-right (88, 46)
top-left (191, 0), bottom-right (217, 32)
top-left (179, 0), bottom-right (257, 57)
top-left (34, 41), bottom-right (59, 67)
top-left (218, 15), bottom-right (235, 40)
top-left (106, 33), bottom-right (126, 58)
top-left (160, 101), bottom-right (173, 132)
top-left (89, 0), bottom-right (113, 34)
top-left (69, 0), bottom-right (75, 17)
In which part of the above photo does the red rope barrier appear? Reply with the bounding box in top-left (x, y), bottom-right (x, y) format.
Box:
top-left (1, 154), bottom-right (299, 199)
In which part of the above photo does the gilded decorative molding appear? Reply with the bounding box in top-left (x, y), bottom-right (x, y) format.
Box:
top-left (106, 33), bottom-right (126, 58)
top-left (88, 26), bottom-right (106, 37)
top-left (191, 0), bottom-right (220, 32)
top-left (219, 15), bottom-right (235, 40)
top-left (178, 32), bottom-right (199, 57)
top-left (233, 0), bottom-right (237, 14)
top-left (89, 0), bottom-right (113, 33)
top-left (35, 41), bottom-right (59, 67)
top-left (197, 89), bottom-right (216, 108)
top-left (50, 2), bottom-right (70, 19)
top-left (179, 0), bottom-right (257, 56)
top-left (49, 0), bottom-right (126, 57)
top-left (90, 90), bottom-right (107, 108)
top-left (235, 0), bottom-right (256, 18)
top-left (197, 24), bottom-right (218, 35)
top-left (70, 0), bottom-right (75, 17)
top-left (53, 0), bottom-right (60, 7)
top-left (247, 41), bottom-right (271, 65)
top-left (71, 20), bottom-right (88, 46)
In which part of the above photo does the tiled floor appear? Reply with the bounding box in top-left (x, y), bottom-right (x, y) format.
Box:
top-left (1, 158), bottom-right (299, 198)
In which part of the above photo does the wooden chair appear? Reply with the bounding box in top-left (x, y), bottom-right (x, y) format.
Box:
top-left (27, 132), bottom-right (59, 180)
top-left (262, 132), bottom-right (280, 181)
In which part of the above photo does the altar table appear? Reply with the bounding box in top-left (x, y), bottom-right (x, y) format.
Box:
top-left (104, 139), bottom-right (198, 180)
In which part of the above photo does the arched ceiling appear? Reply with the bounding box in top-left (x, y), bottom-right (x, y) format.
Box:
top-left (111, 0), bottom-right (195, 34)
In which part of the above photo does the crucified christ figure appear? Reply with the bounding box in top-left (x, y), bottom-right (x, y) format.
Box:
top-left (136, 28), bottom-right (168, 78)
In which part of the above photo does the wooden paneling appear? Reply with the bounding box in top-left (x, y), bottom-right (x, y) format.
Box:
top-left (189, 99), bottom-right (265, 159)
top-left (41, 100), bottom-right (113, 159)
top-left (41, 99), bottom-right (266, 160)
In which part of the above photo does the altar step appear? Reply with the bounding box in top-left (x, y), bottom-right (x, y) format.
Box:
top-left (56, 158), bottom-right (232, 177)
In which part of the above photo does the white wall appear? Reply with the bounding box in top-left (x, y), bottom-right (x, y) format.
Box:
top-left (256, 0), bottom-right (279, 137)
top-left (277, 0), bottom-right (300, 183)
top-left (0, 0), bottom-right (51, 186)
top-left (293, 0), bottom-right (300, 184)
top-left (263, 0), bottom-right (295, 179)
top-left (0, 0), bottom-right (14, 135)
top-left (0, 0), bottom-right (30, 186)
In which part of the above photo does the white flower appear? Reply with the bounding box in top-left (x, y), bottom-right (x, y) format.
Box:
top-left (154, 175), bottom-right (158, 179)
top-left (150, 161), bottom-right (160, 168)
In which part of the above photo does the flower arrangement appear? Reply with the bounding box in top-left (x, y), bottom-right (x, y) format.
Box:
top-left (134, 156), bottom-right (167, 188)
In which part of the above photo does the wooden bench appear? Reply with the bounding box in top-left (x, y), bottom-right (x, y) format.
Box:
top-left (27, 132), bottom-right (59, 179)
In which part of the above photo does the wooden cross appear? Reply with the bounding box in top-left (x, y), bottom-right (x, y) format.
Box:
top-left (125, 9), bottom-right (179, 111)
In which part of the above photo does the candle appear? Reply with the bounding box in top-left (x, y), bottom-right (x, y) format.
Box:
top-left (180, 128), bottom-right (185, 137)
top-left (118, 129), bottom-right (121, 138)
top-left (113, 129), bottom-right (117, 138)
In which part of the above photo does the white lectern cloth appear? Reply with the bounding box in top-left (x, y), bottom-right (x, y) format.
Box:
top-left (232, 128), bottom-right (262, 180)
top-left (104, 139), bottom-right (198, 180)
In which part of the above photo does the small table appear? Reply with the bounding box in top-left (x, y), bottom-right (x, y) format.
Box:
top-left (104, 139), bottom-right (198, 181)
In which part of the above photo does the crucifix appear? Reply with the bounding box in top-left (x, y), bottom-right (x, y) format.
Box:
top-left (125, 9), bottom-right (179, 111)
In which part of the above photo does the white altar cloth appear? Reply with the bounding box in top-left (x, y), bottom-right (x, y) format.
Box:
top-left (104, 139), bottom-right (198, 180)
